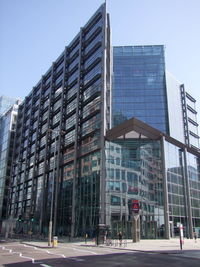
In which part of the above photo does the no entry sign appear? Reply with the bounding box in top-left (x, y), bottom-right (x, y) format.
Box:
top-left (132, 200), bottom-right (140, 213)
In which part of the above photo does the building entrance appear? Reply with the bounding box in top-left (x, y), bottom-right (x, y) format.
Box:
top-left (111, 216), bottom-right (164, 239)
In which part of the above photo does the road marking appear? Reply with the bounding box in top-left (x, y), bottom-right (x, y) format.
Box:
top-left (20, 254), bottom-right (35, 263)
top-left (1, 246), bottom-right (14, 254)
top-left (45, 250), bottom-right (66, 258)
top-left (1, 245), bottom-right (36, 263)
top-left (23, 244), bottom-right (66, 259)
top-left (73, 247), bottom-right (98, 255)
top-left (1, 244), bottom-right (92, 264)
top-left (12, 251), bottom-right (35, 263)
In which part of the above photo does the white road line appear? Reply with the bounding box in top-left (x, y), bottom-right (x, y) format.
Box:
top-left (44, 250), bottom-right (66, 258)
top-left (9, 251), bottom-right (35, 263)
top-left (1, 246), bottom-right (13, 254)
top-left (20, 254), bottom-right (35, 263)
top-left (1, 245), bottom-right (35, 263)
top-left (73, 247), bottom-right (98, 255)
top-left (1, 244), bottom-right (95, 264)
top-left (25, 245), bottom-right (66, 259)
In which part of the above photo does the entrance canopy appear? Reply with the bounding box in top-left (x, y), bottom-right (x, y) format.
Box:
top-left (106, 117), bottom-right (163, 141)
top-left (106, 117), bottom-right (200, 157)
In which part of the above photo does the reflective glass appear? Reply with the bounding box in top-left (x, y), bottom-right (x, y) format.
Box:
top-left (105, 139), bottom-right (164, 239)
top-left (113, 46), bottom-right (169, 134)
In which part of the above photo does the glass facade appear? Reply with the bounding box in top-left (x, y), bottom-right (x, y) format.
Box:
top-left (187, 154), bottom-right (200, 226)
top-left (0, 104), bottom-right (19, 226)
top-left (165, 141), bottom-right (200, 237)
top-left (112, 46), bottom-right (169, 134)
top-left (165, 72), bottom-right (185, 143)
top-left (0, 96), bottom-right (19, 116)
top-left (6, 3), bottom-right (111, 237)
top-left (105, 118), bottom-right (200, 239)
top-left (112, 48), bottom-right (199, 149)
top-left (105, 138), bottom-right (165, 239)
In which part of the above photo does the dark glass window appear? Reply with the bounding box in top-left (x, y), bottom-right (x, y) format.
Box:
top-left (112, 46), bottom-right (168, 134)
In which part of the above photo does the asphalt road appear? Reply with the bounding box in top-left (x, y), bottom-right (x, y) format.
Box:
top-left (0, 241), bottom-right (199, 267)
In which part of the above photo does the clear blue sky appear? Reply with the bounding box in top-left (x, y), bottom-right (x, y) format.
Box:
top-left (0, 0), bottom-right (199, 113)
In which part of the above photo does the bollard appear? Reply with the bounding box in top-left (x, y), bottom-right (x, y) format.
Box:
top-left (53, 236), bottom-right (58, 247)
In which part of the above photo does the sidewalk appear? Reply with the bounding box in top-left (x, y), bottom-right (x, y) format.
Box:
top-left (118, 238), bottom-right (200, 251)
top-left (19, 237), bottom-right (200, 260)
top-left (21, 237), bottom-right (200, 254)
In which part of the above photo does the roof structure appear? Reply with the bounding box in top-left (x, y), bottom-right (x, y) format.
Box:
top-left (106, 117), bottom-right (200, 157)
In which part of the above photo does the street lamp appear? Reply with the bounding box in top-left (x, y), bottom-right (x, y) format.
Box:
top-left (48, 129), bottom-right (57, 246)
top-left (47, 129), bottom-right (65, 247)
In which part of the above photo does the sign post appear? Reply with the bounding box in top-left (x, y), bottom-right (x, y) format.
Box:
top-left (132, 200), bottom-right (140, 243)
top-left (179, 224), bottom-right (184, 250)
top-left (132, 200), bottom-right (140, 213)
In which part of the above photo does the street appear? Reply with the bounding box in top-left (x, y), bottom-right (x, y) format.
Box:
top-left (0, 240), bottom-right (200, 267)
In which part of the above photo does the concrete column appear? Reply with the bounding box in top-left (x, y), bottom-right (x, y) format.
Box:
top-left (132, 214), bottom-right (140, 243)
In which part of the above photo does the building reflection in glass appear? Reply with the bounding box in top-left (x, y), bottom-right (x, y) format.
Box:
top-left (105, 139), bottom-right (165, 239)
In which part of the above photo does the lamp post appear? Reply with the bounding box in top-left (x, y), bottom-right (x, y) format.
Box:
top-left (47, 129), bottom-right (65, 247)
top-left (48, 129), bottom-right (58, 246)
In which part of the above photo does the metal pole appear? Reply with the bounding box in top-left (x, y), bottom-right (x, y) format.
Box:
top-left (160, 136), bottom-right (170, 239)
top-left (48, 130), bottom-right (57, 247)
top-left (48, 220), bottom-right (52, 247)
top-left (183, 148), bottom-right (193, 238)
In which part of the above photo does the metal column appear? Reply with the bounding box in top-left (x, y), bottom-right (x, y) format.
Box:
top-left (183, 148), bottom-right (193, 238)
top-left (160, 136), bottom-right (170, 239)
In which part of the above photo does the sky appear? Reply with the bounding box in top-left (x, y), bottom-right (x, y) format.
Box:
top-left (0, 0), bottom-right (200, 114)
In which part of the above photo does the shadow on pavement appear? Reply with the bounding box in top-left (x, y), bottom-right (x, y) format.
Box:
top-left (3, 250), bottom-right (200, 267)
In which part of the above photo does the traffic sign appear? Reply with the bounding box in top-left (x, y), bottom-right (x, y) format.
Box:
top-left (132, 200), bottom-right (140, 213)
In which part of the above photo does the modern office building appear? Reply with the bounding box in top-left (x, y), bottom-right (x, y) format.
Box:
top-left (6, 3), bottom-right (111, 237)
top-left (112, 46), bottom-right (169, 133)
top-left (105, 118), bottom-right (200, 239)
top-left (0, 95), bottom-right (20, 117)
top-left (113, 47), bottom-right (199, 149)
top-left (4, 4), bottom-right (200, 239)
top-left (0, 102), bottom-right (20, 231)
